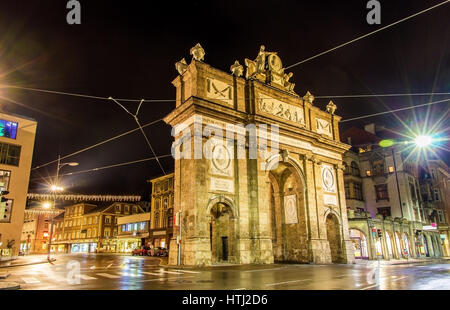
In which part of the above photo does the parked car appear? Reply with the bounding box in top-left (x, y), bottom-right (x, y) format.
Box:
top-left (153, 247), bottom-right (168, 257)
top-left (131, 246), bottom-right (149, 256)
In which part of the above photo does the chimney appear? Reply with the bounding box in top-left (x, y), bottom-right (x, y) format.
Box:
top-left (364, 123), bottom-right (376, 135)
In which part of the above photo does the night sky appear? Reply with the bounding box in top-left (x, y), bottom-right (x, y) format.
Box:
top-left (0, 0), bottom-right (448, 200)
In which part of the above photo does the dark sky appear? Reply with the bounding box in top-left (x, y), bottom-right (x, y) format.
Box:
top-left (0, 0), bottom-right (448, 200)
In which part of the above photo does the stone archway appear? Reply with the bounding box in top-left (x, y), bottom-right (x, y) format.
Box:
top-left (208, 202), bottom-right (237, 264)
top-left (267, 160), bottom-right (309, 263)
top-left (326, 212), bottom-right (343, 263)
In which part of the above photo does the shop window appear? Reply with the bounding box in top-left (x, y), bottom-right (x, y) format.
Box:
top-left (0, 170), bottom-right (11, 192)
top-left (375, 184), bottom-right (389, 201)
top-left (132, 206), bottom-right (137, 213)
top-left (366, 170), bottom-right (371, 176)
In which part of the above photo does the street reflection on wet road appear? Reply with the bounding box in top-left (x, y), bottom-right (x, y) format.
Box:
top-left (2, 254), bottom-right (449, 290)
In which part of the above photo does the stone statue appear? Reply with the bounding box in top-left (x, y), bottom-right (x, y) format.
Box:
top-left (326, 100), bottom-right (337, 115)
top-left (256, 45), bottom-right (267, 72)
top-left (190, 43), bottom-right (205, 62)
top-left (175, 58), bottom-right (188, 75)
top-left (230, 60), bottom-right (244, 77)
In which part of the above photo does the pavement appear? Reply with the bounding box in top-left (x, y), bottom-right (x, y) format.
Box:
top-left (0, 254), bottom-right (52, 268)
top-left (0, 253), bottom-right (449, 290)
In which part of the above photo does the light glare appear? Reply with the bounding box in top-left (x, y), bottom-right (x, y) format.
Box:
top-left (415, 135), bottom-right (432, 147)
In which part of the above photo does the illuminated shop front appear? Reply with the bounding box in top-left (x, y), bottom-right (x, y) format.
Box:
top-left (117, 238), bottom-right (141, 253)
top-left (349, 229), bottom-right (369, 259)
top-left (385, 231), bottom-right (394, 259)
top-left (71, 242), bottom-right (97, 253)
top-left (402, 233), bottom-right (410, 257)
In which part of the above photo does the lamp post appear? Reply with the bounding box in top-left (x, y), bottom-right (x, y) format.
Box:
top-left (47, 155), bottom-right (78, 262)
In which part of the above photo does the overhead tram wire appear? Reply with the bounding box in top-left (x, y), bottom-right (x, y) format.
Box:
top-left (31, 117), bottom-right (164, 171)
top-left (109, 97), bottom-right (167, 175)
top-left (30, 154), bottom-right (173, 182)
top-left (340, 98), bottom-right (450, 123)
top-left (2, 84), bottom-right (449, 103)
top-left (285, 0), bottom-right (450, 70)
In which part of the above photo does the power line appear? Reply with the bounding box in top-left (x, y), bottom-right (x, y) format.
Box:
top-left (285, 0), bottom-right (450, 69)
top-left (315, 92), bottom-right (450, 99)
top-left (30, 154), bottom-right (173, 182)
top-left (340, 98), bottom-right (450, 123)
top-left (31, 117), bottom-right (164, 170)
top-left (109, 97), bottom-right (166, 175)
top-left (0, 85), bottom-right (174, 103)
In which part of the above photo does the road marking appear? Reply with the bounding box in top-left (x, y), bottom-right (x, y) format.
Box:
top-left (265, 279), bottom-right (311, 287)
top-left (137, 275), bottom-right (195, 283)
top-left (141, 271), bottom-right (164, 276)
top-left (118, 272), bottom-right (143, 277)
top-left (96, 273), bottom-right (121, 279)
top-left (22, 277), bottom-right (40, 284)
top-left (158, 270), bottom-right (184, 275)
top-left (360, 284), bottom-right (378, 290)
top-left (106, 263), bottom-right (113, 269)
top-left (172, 269), bottom-right (201, 274)
top-left (80, 274), bottom-right (97, 280)
top-left (234, 288), bottom-right (246, 290)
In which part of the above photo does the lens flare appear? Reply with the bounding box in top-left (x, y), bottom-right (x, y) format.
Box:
top-left (414, 135), bottom-right (433, 147)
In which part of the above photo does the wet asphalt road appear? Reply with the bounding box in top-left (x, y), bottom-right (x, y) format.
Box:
top-left (1, 254), bottom-right (449, 290)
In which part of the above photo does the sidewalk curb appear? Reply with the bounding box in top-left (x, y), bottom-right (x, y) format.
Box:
top-left (0, 272), bottom-right (11, 279)
top-left (0, 282), bottom-right (20, 290)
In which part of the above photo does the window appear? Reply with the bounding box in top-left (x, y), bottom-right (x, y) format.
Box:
top-left (154, 212), bottom-right (160, 229)
top-left (350, 161), bottom-right (360, 176)
top-left (163, 198), bottom-right (168, 209)
top-left (375, 184), bottom-right (389, 201)
top-left (104, 228), bottom-right (110, 238)
top-left (155, 199), bottom-right (160, 210)
top-left (88, 217), bottom-right (92, 225)
top-left (87, 229), bottom-right (91, 238)
top-left (366, 170), bottom-right (371, 176)
top-left (410, 183), bottom-right (417, 201)
top-left (438, 211), bottom-right (444, 223)
top-left (167, 209), bottom-right (173, 228)
top-left (0, 170), bottom-right (11, 191)
top-left (126, 224), bottom-right (132, 231)
top-left (94, 217), bottom-right (98, 224)
top-left (344, 183), bottom-right (350, 198)
top-left (353, 183), bottom-right (363, 201)
top-left (139, 222), bottom-right (146, 230)
top-left (373, 159), bottom-right (385, 176)
top-left (377, 207), bottom-right (391, 218)
top-left (164, 181), bottom-right (169, 191)
top-left (125, 206), bottom-right (130, 213)
top-left (83, 217), bottom-right (87, 225)
top-left (134, 223), bottom-right (138, 231)
top-left (116, 205), bottom-right (121, 213)
top-left (105, 216), bottom-right (111, 224)
top-left (0, 142), bottom-right (21, 166)
top-left (92, 229), bottom-right (96, 237)
top-left (434, 189), bottom-right (440, 201)
top-left (388, 166), bottom-right (394, 173)
top-left (132, 206), bottom-right (137, 213)
top-left (0, 120), bottom-right (18, 139)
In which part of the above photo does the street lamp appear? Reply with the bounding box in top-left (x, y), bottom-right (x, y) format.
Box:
top-left (414, 135), bottom-right (433, 147)
top-left (47, 155), bottom-right (79, 262)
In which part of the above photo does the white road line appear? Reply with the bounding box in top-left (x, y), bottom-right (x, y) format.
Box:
top-left (106, 263), bottom-right (113, 269)
top-left (96, 273), bottom-right (121, 279)
top-left (234, 288), bottom-right (246, 290)
top-left (22, 277), bottom-right (41, 284)
top-left (137, 275), bottom-right (195, 283)
top-left (80, 274), bottom-right (97, 280)
top-left (118, 272), bottom-right (143, 277)
top-left (158, 270), bottom-right (184, 275)
top-left (141, 271), bottom-right (164, 276)
top-left (265, 279), bottom-right (311, 287)
top-left (172, 269), bottom-right (201, 274)
top-left (360, 284), bottom-right (378, 290)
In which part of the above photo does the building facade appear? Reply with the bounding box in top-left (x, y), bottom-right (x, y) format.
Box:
top-left (0, 112), bottom-right (37, 258)
top-left (117, 212), bottom-right (151, 253)
top-left (164, 45), bottom-right (354, 266)
top-left (149, 173), bottom-right (174, 250)
top-left (20, 206), bottom-right (62, 254)
top-left (342, 125), bottom-right (444, 260)
top-left (51, 202), bottom-right (144, 253)
top-left (420, 160), bottom-right (450, 256)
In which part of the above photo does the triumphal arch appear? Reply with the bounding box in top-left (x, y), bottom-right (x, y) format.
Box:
top-left (165, 43), bottom-right (355, 266)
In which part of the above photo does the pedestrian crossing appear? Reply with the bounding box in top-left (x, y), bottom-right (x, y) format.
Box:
top-left (13, 268), bottom-right (201, 286)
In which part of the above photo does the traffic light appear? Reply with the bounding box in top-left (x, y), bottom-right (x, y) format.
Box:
top-left (377, 229), bottom-right (382, 238)
top-left (0, 190), bottom-right (9, 221)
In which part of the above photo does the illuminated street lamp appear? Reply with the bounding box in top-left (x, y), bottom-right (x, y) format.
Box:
top-left (414, 135), bottom-right (433, 147)
top-left (47, 155), bottom-right (79, 262)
